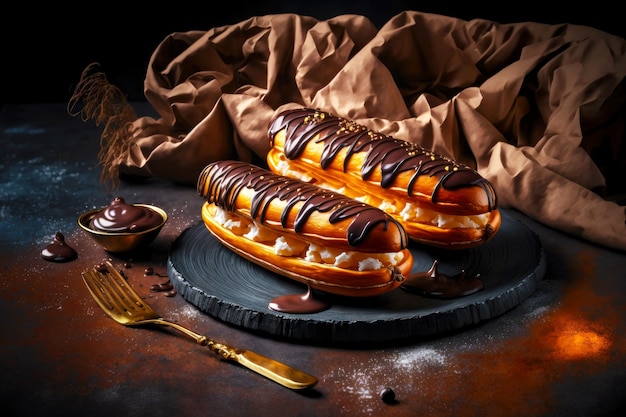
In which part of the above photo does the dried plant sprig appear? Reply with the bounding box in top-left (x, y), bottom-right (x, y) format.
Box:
top-left (68, 62), bottom-right (137, 190)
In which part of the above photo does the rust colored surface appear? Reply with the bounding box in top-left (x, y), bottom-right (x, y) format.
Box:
top-left (1, 103), bottom-right (625, 417)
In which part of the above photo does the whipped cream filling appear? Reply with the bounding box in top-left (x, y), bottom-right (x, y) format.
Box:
top-left (273, 159), bottom-right (490, 229)
top-left (213, 206), bottom-right (404, 272)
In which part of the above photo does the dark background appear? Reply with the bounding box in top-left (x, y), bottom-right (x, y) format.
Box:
top-left (3, 1), bottom-right (623, 104)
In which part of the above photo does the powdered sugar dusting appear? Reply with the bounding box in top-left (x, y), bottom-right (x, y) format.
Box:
top-left (326, 345), bottom-right (450, 414)
top-left (393, 346), bottom-right (447, 370)
top-left (169, 303), bottom-right (204, 322)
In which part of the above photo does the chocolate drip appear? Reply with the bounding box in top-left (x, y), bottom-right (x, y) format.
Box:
top-left (401, 260), bottom-right (484, 299)
top-left (41, 231), bottom-right (78, 262)
top-left (269, 108), bottom-right (497, 210)
top-left (268, 285), bottom-right (331, 314)
top-left (198, 161), bottom-right (408, 249)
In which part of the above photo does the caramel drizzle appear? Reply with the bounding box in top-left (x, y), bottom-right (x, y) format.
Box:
top-left (268, 108), bottom-right (497, 210)
top-left (198, 161), bottom-right (408, 249)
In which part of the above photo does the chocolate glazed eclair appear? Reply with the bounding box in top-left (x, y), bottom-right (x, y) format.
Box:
top-left (197, 160), bottom-right (413, 297)
top-left (267, 108), bottom-right (501, 249)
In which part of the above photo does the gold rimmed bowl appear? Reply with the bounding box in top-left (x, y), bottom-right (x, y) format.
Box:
top-left (78, 204), bottom-right (167, 253)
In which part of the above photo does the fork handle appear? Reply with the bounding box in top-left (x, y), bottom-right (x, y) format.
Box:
top-left (147, 318), bottom-right (228, 351)
top-left (146, 318), bottom-right (318, 389)
top-left (149, 318), bottom-right (267, 361)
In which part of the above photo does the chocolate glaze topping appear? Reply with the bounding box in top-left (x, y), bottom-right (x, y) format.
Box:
top-left (268, 108), bottom-right (497, 210)
top-left (92, 197), bottom-right (162, 233)
top-left (198, 160), bottom-right (408, 249)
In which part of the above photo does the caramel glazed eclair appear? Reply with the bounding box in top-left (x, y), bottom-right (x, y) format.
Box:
top-left (197, 160), bottom-right (414, 297)
top-left (267, 108), bottom-right (502, 249)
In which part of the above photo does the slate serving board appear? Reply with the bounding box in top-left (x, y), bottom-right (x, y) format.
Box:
top-left (167, 210), bottom-right (546, 344)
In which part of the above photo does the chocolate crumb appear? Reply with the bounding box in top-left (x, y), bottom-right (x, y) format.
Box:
top-left (380, 387), bottom-right (396, 404)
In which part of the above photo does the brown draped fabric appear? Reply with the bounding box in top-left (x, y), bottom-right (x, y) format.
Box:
top-left (70, 12), bottom-right (626, 251)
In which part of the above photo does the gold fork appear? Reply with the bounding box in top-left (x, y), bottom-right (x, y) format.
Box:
top-left (81, 261), bottom-right (318, 390)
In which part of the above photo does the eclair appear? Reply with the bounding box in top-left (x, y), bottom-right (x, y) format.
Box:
top-left (197, 160), bottom-right (413, 297)
top-left (267, 108), bottom-right (501, 249)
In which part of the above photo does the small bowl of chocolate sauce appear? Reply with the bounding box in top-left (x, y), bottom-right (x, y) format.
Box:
top-left (78, 197), bottom-right (167, 253)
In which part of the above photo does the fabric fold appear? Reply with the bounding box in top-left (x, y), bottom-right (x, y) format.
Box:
top-left (71, 11), bottom-right (626, 251)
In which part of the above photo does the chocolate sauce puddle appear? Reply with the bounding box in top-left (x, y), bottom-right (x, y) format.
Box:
top-left (150, 281), bottom-right (177, 297)
top-left (269, 285), bottom-right (331, 314)
top-left (41, 231), bottom-right (78, 262)
top-left (401, 260), bottom-right (484, 299)
top-left (145, 267), bottom-right (177, 297)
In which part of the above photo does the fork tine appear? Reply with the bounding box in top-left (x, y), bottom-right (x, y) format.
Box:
top-left (82, 264), bottom-right (156, 323)
top-left (82, 269), bottom-right (117, 309)
top-left (82, 269), bottom-right (133, 325)
top-left (101, 263), bottom-right (158, 319)
top-left (98, 265), bottom-right (147, 314)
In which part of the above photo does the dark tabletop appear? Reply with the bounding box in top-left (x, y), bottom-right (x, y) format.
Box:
top-left (1, 103), bottom-right (625, 417)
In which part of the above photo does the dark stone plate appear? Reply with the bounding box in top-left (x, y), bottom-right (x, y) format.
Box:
top-left (167, 210), bottom-right (546, 344)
